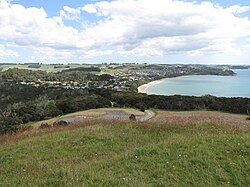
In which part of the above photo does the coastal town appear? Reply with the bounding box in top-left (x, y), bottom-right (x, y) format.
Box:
top-left (0, 63), bottom-right (245, 92)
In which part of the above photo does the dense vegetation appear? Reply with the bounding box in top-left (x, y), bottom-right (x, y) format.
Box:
top-left (0, 120), bottom-right (249, 186)
top-left (1, 82), bottom-right (250, 133)
top-left (131, 64), bottom-right (235, 77)
top-left (62, 67), bottom-right (101, 72)
top-left (0, 68), bottom-right (111, 83)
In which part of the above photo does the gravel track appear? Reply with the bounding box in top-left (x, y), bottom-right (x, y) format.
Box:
top-left (60, 110), bottom-right (155, 123)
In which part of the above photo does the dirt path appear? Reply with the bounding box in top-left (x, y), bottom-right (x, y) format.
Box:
top-left (137, 110), bottom-right (155, 121)
top-left (60, 110), bottom-right (155, 123)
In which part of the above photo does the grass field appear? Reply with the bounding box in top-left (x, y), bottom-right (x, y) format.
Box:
top-left (151, 110), bottom-right (250, 131)
top-left (0, 64), bottom-right (99, 73)
top-left (0, 64), bottom-right (134, 74)
top-left (0, 110), bottom-right (249, 186)
top-left (0, 63), bottom-right (149, 76)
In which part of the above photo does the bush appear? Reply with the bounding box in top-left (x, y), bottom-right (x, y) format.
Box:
top-left (129, 114), bottom-right (136, 121)
top-left (18, 125), bottom-right (33, 132)
top-left (53, 120), bottom-right (69, 127)
top-left (0, 117), bottom-right (22, 134)
top-left (39, 123), bottom-right (52, 129)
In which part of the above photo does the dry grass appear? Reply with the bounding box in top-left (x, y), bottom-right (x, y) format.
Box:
top-left (150, 110), bottom-right (250, 131)
top-left (0, 115), bottom-right (249, 186)
top-left (3, 109), bottom-right (249, 143)
top-left (0, 119), bottom-right (141, 143)
top-left (30, 108), bottom-right (145, 127)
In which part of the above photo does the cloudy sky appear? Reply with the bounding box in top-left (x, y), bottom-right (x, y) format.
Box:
top-left (0, 0), bottom-right (250, 64)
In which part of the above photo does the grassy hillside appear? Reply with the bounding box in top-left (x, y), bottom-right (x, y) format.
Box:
top-left (0, 111), bottom-right (249, 186)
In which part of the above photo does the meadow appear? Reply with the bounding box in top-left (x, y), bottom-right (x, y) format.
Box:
top-left (0, 110), bottom-right (249, 186)
top-left (0, 63), bottom-right (134, 74)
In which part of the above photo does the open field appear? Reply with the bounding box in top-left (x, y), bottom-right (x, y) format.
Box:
top-left (0, 64), bottom-right (137, 74)
top-left (0, 64), bottom-right (100, 73)
top-left (0, 110), bottom-right (249, 186)
top-left (151, 111), bottom-right (250, 131)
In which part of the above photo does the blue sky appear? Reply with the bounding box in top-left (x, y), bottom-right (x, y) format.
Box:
top-left (1, 0), bottom-right (250, 64)
top-left (12, 0), bottom-right (250, 13)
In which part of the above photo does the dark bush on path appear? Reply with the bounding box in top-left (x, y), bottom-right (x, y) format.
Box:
top-left (129, 114), bottom-right (136, 121)
top-left (53, 120), bottom-right (69, 127)
top-left (39, 123), bottom-right (52, 129)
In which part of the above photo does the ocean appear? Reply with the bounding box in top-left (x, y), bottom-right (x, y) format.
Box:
top-left (145, 68), bottom-right (250, 98)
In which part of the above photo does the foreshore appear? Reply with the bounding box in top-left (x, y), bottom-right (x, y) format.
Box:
top-left (137, 75), bottom-right (202, 94)
top-left (138, 78), bottom-right (170, 93)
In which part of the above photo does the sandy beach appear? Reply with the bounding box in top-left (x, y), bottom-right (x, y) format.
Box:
top-left (138, 78), bottom-right (170, 93)
top-left (137, 75), bottom-right (193, 94)
top-left (137, 74), bottom-right (238, 95)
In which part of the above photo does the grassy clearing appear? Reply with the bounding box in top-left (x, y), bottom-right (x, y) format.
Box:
top-left (0, 115), bottom-right (249, 186)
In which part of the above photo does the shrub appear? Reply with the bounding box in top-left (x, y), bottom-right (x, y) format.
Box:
top-left (135, 103), bottom-right (146, 112)
top-left (0, 117), bottom-right (22, 134)
top-left (39, 123), bottom-right (52, 129)
top-left (18, 125), bottom-right (33, 132)
top-left (53, 120), bottom-right (69, 127)
top-left (129, 114), bottom-right (136, 121)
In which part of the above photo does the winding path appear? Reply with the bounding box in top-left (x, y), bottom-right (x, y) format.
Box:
top-left (137, 110), bottom-right (155, 121)
top-left (60, 110), bottom-right (155, 123)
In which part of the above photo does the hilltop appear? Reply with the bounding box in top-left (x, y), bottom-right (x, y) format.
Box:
top-left (0, 109), bottom-right (249, 186)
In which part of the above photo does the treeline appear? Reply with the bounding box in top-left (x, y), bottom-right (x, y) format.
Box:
top-left (118, 93), bottom-right (250, 114)
top-left (28, 64), bottom-right (42, 68)
top-left (94, 89), bottom-right (250, 114)
top-left (0, 83), bottom-right (111, 133)
top-left (1, 83), bottom-right (250, 133)
top-left (62, 67), bottom-right (101, 72)
top-left (131, 65), bottom-right (235, 77)
top-left (0, 68), bottom-right (112, 83)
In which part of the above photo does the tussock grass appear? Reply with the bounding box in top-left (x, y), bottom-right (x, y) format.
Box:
top-left (0, 113), bottom-right (249, 186)
top-left (151, 111), bottom-right (250, 131)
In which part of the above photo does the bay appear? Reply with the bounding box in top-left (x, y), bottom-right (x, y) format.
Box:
top-left (146, 69), bottom-right (250, 98)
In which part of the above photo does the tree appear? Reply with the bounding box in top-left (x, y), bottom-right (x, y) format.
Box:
top-left (0, 116), bottom-right (22, 134)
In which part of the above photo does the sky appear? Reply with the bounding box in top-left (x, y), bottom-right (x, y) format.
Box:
top-left (0, 0), bottom-right (250, 64)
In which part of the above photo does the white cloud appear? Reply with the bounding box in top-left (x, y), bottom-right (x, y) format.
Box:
top-left (80, 0), bottom-right (250, 56)
top-left (0, 44), bottom-right (18, 58)
top-left (81, 4), bottom-right (97, 14)
top-left (244, 38), bottom-right (250, 49)
top-left (0, 0), bottom-right (250, 60)
top-left (60, 6), bottom-right (80, 20)
top-left (227, 5), bottom-right (250, 14)
top-left (0, 0), bottom-right (79, 50)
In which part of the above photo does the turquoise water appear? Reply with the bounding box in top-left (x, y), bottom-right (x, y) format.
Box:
top-left (146, 69), bottom-right (250, 98)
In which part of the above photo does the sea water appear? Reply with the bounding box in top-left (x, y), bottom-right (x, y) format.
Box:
top-left (146, 69), bottom-right (250, 98)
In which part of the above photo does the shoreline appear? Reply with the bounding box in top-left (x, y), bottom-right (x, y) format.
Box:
top-left (137, 74), bottom-right (229, 94)
top-left (138, 77), bottom-right (171, 93)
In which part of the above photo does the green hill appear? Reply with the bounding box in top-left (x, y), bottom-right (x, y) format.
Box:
top-left (0, 111), bottom-right (249, 186)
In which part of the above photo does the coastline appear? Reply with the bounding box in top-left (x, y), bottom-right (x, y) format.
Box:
top-left (137, 74), bottom-right (228, 94)
top-left (138, 78), bottom-right (170, 93)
